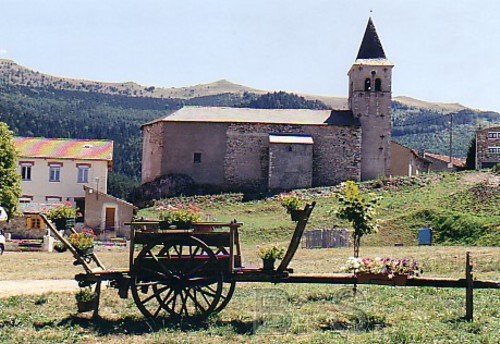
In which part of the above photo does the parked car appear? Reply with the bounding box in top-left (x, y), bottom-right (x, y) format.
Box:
top-left (0, 206), bottom-right (7, 255)
top-left (0, 229), bottom-right (5, 255)
top-left (0, 206), bottom-right (7, 222)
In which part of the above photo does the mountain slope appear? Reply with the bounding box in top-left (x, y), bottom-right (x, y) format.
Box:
top-left (0, 59), bottom-right (477, 113)
top-left (0, 59), bottom-right (499, 181)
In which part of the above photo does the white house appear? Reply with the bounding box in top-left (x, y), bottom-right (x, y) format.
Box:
top-left (13, 137), bottom-right (113, 209)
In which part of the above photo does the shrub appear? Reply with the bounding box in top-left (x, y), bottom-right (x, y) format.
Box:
top-left (75, 288), bottom-right (97, 303)
top-left (0, 122), bottom-right (22, 219)
top-left (53, 241), bottom-right (67, 252)
top-left (406, 209), bottom-right (499, 246)
top-left (159, 209), bottom-right (201, 228)
top-left (68, 230), bottom-right (95, 250)
top-left (280, 195), bottom-right (302, 213)
top-left (492, 163), bottom-right (500, 175)
top-left (333, 181), bottom-right (381, 257)
top-left (46, 205), bottom-right (77, 220)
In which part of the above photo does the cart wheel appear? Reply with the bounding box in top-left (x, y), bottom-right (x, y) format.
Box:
top-left (214, 280), bottom-right (236, 313)
top-left (131, 236), bottom-right (223, 322)
top-left (158, 244), bottom-right (236, 314)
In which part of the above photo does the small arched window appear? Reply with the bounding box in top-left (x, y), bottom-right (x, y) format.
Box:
top-left (364, 78), bottom-right (371, 91)
top-left (375, 78), bottom-right (382, 91)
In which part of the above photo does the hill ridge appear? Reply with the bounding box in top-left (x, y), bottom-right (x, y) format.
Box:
top-left (0, 59), bottom-right (478, 113)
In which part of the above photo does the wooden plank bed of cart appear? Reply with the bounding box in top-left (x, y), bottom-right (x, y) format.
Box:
top-left (40, 203), bottom-right (499, 323)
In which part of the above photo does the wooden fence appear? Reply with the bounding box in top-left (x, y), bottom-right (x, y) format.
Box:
top-left (302, 228), bottom-right (350, 249)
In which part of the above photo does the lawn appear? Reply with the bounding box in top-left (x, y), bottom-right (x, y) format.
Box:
top-left (0, 246), bottom-right (498, 343)
top-left (0, 171), bottom-right (498, 343)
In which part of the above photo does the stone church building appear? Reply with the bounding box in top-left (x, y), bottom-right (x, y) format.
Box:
top-left (141, 18), bottom-right (393, 193)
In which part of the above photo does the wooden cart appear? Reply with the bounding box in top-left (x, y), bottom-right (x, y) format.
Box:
top-left (40, 203), bottom-right (499, 323)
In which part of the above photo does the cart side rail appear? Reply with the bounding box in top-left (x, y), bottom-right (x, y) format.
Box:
top-left (39, 213), bottom-right (105, 273)
top-left (276, 202), bottom-right (316, 273)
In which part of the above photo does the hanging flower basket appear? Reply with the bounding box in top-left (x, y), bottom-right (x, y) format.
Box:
top-left (290, 209), bottom-right (305, 222)
top-left (75, 246), bottom-right (94, 257)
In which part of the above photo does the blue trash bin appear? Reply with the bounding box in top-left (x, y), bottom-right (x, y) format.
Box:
top-left (418, 228), bottom-right (432, 246)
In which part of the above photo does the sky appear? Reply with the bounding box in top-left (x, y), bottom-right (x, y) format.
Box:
top-left (0, 0), bottom-right (499, 112)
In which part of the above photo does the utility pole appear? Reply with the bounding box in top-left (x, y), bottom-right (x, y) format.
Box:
top-left (448, 113), bottom-right (453, 168)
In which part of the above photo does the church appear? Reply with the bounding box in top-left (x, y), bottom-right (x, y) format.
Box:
top-left (141, 18), bottom-right (393, 193)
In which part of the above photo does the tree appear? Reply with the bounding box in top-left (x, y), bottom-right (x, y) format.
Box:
top-left (464, 137), bottom-right (476, 170)
top-left (334, 181), bottom-right (381, 258)
top-left (107, 172), bottom-right (140, 202)
top-left (0, 122), bottom-right (21, 219)
top-left (240, 91), bottom-right (329, 110)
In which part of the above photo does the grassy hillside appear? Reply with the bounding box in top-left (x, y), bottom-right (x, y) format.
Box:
top-left (139, 171), bottom-right (500, 247)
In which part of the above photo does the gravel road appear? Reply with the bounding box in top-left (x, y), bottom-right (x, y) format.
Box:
top-left (0, 279), bottom-right (79, 297)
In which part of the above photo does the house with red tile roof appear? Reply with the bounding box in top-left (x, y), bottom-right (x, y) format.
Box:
top-left (13, 137), bottom-right (113, 209)
top-left (423, 152), bottom-right (465, 172)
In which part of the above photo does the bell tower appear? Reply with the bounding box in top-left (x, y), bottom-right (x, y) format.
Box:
top-left (348, 18), bottom-right (393, 181)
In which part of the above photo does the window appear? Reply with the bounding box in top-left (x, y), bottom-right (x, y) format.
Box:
top-left (487, 147), bottom-right (500, 154)
top-left (45, 196), bottom-right (62, 203)
top-left (487, 132), bottom-right (499, 139)
top-left (364, 78), bottom-right (371, 91)
top-left (49, 165), bottom-right (61, 182)
top-left (21, 165), bottom-right (32, 181)
top-left (375, 78), bottom-right (382, 91)
top-left (193, 152), bottom-right (202, 163)
top-left (27, 217), bottom-right (42, 229)
top-left (19, 196), bottom-right (32, 204)
top-left (77, 166), bottom-right (89, 183)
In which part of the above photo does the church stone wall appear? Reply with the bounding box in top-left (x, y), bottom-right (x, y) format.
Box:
top-left (224, 123), bottom-right (361, 192)
top-left (268, 143), bottom-right (313, 191)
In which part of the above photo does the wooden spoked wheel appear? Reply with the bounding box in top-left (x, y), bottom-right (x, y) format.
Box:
top-left (214, 280), bottom-right (236, 313)
top-left (131, 236), bottom-right (223, 322)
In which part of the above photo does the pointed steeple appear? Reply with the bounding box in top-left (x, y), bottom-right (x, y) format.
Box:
top-left (356, 17), bottom-right (386, 60)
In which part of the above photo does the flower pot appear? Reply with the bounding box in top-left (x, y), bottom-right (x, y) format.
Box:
top-left (193, 224), bottom-right (214, 233)
top-left (262, 258), bottom-right (276, 271)
top-left (158, 221), bottom-right (170, 230)
top-left (356, 273), bottom-right (407, 286)
top-left (172, 221), bottom-right (193, 230)
top-left (52, 218), bottom-right (75, 231)
top-left (53, 218), bottom-right (67, 231)
top-left (75, 246), bottom-right (94, 257)
top-left (290, 209), bottom-right (305, 222)
top-left (77, 298), bottom-right (98, 313)
top-left (54, 243), bottom-right (67, 253)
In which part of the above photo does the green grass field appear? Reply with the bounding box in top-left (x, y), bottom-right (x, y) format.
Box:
top-left (0, 247), bottom-right (498, 343)
top-left (0, 171), bottom-right (498, 343)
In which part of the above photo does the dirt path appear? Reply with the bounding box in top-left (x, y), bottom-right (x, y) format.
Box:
top-left (0, 279), bottom-right (79, 298)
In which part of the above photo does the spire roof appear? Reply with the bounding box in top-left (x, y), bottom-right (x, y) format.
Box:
top-left (356, 17), bottom-right (387, 60)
